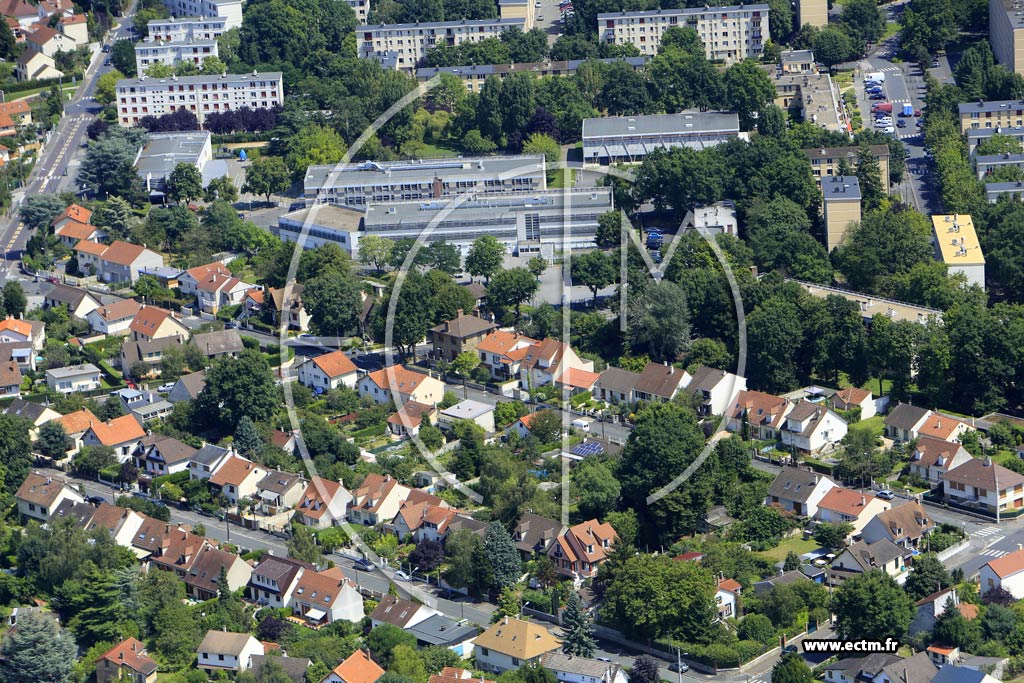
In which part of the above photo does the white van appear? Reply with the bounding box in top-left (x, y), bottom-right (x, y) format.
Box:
top-left (572, 417), bottom-right (592, 432)
top-left (864, 71), bottom-right (885, 83)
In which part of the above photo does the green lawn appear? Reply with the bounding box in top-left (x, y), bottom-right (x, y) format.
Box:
top-left (416, 142), bottom-right (460, 158)
top-left (548, 168), bottom-right (575, 188)
top-left (883, 22), bottom-right (899, 39)
top-left (850, 415), bottom-right (884, 437)
top-left (755, 536), bottom-right (820, 562)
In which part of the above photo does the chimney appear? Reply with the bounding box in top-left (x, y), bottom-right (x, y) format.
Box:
top-left (503, 615), bottom-right (509, 625)
top-left (860, 496), bottom-right (866, 506)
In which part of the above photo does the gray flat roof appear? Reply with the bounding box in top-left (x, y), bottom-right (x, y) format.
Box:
top-left (597, 3), bottom-right (768, 19)
top-left (782, 49), bottom-right (814, 62)
top-left (968, 125), bottom-right (1024, 140)
top-left (47, 363), bottom-right (101, 378)
top-left (583, 111), bottom-right (739, 139)
top-left (976, 152), bottom-right (1024, 165)
top-left (363, 17), bottom-right (524, 31)
top-left (405, 614), bottom-right (478, 645)
top-left (821, 175), bottom-right (861, 201)
top-left (117, 71), bottom-right (282, 88)
top-left (364, 188), bottom-right (613, 227)
top-left (279, 204), bottom-right (364, 232)
top-left (416, 56), bottom-right (648, 79)
top-left (958, 99), bottom-right (1024, 116)
top-left (993, 0), bottom-right (1024, 28)
top-left (304, 155), bottom-right (545, 191)
top-left (440, 399), bottom-right (494, 420)
top-left (985, 181), bottom-right (1024, 196)
top-left (135, 131), bottom-right (210, 180)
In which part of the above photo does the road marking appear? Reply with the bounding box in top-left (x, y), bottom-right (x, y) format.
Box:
top-left (975, 526), bottom-right (1002, 537)
top-left (980, 549), bottom-right (1007, 558)
top-left (985, 535), bottom-right (1005, 547)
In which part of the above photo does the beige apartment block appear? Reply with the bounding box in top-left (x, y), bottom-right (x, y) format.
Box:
top-left (822, 175), bottom-right (862, 252)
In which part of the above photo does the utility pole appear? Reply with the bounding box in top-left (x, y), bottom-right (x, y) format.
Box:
top-left (675, 647), bottom-right (683, 683)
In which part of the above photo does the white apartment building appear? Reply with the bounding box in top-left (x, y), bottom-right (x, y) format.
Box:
top-left (116, 71), bottom-right (284, 127)
top-left (597, 3), bottom-right (768, 61)
top-left (345, 0), bottom-right (369, 23)
top-left (359, 18), bottom-right (526, 71)
top-left (135, 38), bottom-right (219, 74)
top-left (161, 0), bottom-right (242, 28)
top-left (147, 16), bottom-right (229, 42)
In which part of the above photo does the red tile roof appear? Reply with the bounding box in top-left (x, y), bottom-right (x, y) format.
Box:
top-left (330, 650), bottom-right (384, 683)
top-left (556, 367), bottom-right (600, 390)
top-left (96, 638), bottom-right (157, 676)
top-left (817, 487), bottom-right (880, 517)
top-left (85, 414), bottom-right (146, 446)
top-left (477, 330), bottom-right (537, 357)
top-left (101, 240), bottom-right (148, 266)
top-left (209, 456), bottom-right (264, 487)
top-left (985, 548), bottom-right (1024, 579)
top-left (311, 350), bottom-right (357, 378)
top-left (55, 219), bottom-right (98, 241)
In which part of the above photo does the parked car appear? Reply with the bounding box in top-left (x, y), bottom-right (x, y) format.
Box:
top-left (86, 495), bottom-right (106, 505)
top-left (394, 570), bottom-right (412, 581)
top-left (224, 321), bottom-right (238, 329)
top-left (877, 489), bottom-right (895, 500)
top-left (783, 645), bottom-right (799, 655)
top-left (157, 382), bottom-right (176, 392)
top-left (669, 663), bottom-right (689, 673)
top-left (878, 126), bottom-right (895, 134)
top-left (897, 119), bottom-right (907, 128)
top-left (102, 44), bottom-right (111, 52)
top-left (354, 559), bottom-right (376, 572)
top-left (869, 93), bottom-right (886, 100)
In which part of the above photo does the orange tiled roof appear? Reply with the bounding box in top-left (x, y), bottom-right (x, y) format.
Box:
top-left (477, 330), bottom-right (537, 357)
top-left (556, 367), bottom-right (600, 390)
top-left (365, 365), bottom-right (434, 393)
top-left (297, 476), bottom-right (342, 520)
top-left (986, 548), bottom-right (1024, 578)
top-left (817, 487), bottom-right (879, 517)
top-left (55, 219), bottom-right (98, 241)
top-left (312, 350), bottom-right (357, 378)
top-left (209, 456), bottom-right (263, 487)
top-left (0, 316), bottom-right (32, 337)
top-left (74, 239), bottom-right (107, 256)
top-left (54, 408), bottom-right (99, 434)
top-left (717, 578), bottom-right (742, 593)
top-left (917, 413), bottom-right (971, 441)
top-left (330, 650), bottom-right (384, 683)
top-left (96, 638), bottom-right (157, 675)
top-left (129, 306), bottom-right (177, 337)
top-left (101, 240), bottom-right (147, 266)
top-left (86, 414), bottom-right (146, 446)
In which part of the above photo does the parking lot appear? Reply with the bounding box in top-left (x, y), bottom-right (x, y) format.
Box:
top-left (533, 0), bottom-right (572, 40)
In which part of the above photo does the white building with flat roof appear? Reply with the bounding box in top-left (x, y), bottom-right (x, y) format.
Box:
top-left (136, 38), bottom-right (218, 74)
top-left (358, 18), bottom-right (526, 72)
top-left (932, 214), bottom-right (986, 289)
top-left (582, 111), bottom-right (741, 165)
top-left (275, 204), bottom-right (364, 257)
top-left (135, 131), bottom-right (213, 198)
top-left (597, 4), bottom-right (768, 61)
top-left (161, 0), bottom-right (241, 28)
top-left (147, 16), bottom-right (229, 42)
top-left (116, 71), bottom-right (283, 127)
top-left (303, 156), bottom-right (547, 206)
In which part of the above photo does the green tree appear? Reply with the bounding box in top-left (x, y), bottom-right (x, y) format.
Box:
top-left (93, 196), bottom-right (134, 241)
top-left (571, 459), bottom-right (621, 520)
top-left (285, 125), bottom-right (346, 182)
top-left (628, 657), bottom-right (661, 683)
top-left (195, 349), bottom-right (278, 428)
top-left (841, 0), bottom-right (885, 43)
top-left (303, 273), bottom-right (362, 336)
top-left (79, 128), bottom-right (148, 200)
top-left (488, 267), bottom-right (539, 321)
top-left (527, 256), bottom-right (547, 278)
top-left (722, 60), bottom-right (776, 130)
top-left (813, 521), bottom-right (853, 549)
top-left (739, 613), bottom-right (776, 644)
top-left (571, 250), bottom-right (616, 303)
top-left (595, 211), bottom-right (624, 249)
top-left (626, 280), bottom-right (690, 363)
top-left (522, 132), bottom-right (561, 175)
top-left (772, 653), bottom-right (813, 683)
top-left (287, 525), bottom-right (322, 565)
top-left (443, 529), bottom-right (492, 595)
top-left (856, 146), bottom-right (885, 210)
top-left (390, 645), bottom-right (428, 683)
top-left (903, 553), bottom-right (951, 601)
top-left (359, 234), bottom-right (395, 273)
top-left (68, 564), bottom-right (127, 647)
top-left (833, 570), bottom-right (914, 641)
top-left (234, 415), bottom-right (263, 458)
top-left (365, 624), bottom-right (418, 667)
top-left (0, 609), bottom-right (77, 683)
top-left (96, 70), bottom-right (124, 106)
top-left (484, 520), bottom-right (521, 590)
top-left (3, 281), bottom-right (26, 318)
top-left (243, 156), bottom-right (291, 203)
top-left (36, 421), bottom-right (71, 459)
top-left (812, 27), bottom-right (853, 68)
top-left (167, 162), bottom-right (204, 205)
top-left (111, 39), bottom-right (136, 76)
top-left (975, 134), bottom-right (1024, 155)
top-left (562, 591), bottom-right (596, 657)
top-left (75, 445), bottom-right (117, 477)
top-left (204, 175), bottom-right (238, 203)
top-left (465, 235), bottom-right (505, 284)
top-left (19, 195), bottom-right (66, 232)
top-left (746, 297), bottom-right (803, 392)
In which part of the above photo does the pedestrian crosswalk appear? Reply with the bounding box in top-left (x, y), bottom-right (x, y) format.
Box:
top-left (975, 526), bottom-right (1002, 538)
top-left (980, 548), bottom-right (1008, 558)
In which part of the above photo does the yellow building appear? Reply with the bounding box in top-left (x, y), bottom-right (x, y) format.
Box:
top-left (796, 0), bottom-right (828, 28)
top-left (499, 0), bottom-right (535, 28)
top-left (990, 0), bottom-right (1024, 75)
top-left (822, 175), bottom-right (862, 252)
top-left (958, 99), bottom-right (1024, 133)
top-left (804, 145), bottom-right (891, 187)
top-left (931, 214), bottom-right (986, 290)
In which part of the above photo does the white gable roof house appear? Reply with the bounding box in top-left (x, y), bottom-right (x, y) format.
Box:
top-left (766, 467), bottom-right (837, 517)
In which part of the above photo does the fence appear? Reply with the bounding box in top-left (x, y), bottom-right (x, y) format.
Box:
top-left (936, 537), bottom-right (971, 562)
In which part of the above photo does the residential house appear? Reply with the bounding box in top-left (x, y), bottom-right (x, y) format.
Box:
top-left (830, 386), bottom-right (876, 420)
top-left (51, 203), bottom-right (92, 231)
top-left (46, 363), bottom-right (102, 393)
top-left (81, 415), bottom-right (147, 462)
top-left (876, 652), bottom-right (938, 683)
top-left (909, 437), bottom-right (974, 485)
top-left (194, 271), bottom-right (258, 314)
top-left (541, 653), bottom-right (628, 683)
top-left (129, 306), bottom-right (189, 343)
top-left (55, 220), bottom-right (104, 248)
top-left (941, 457), bottom-right (1024, 516)
top-left (0, 341), bottom-right (34, 374)
top-left (981, 549), bottom-right (1024, 599)
top-left (555, 367), bottom-right (600, 396)
top-left (884, 403), bottom-right (932, 442)
top-left (910, 588), bottom-right (961, 637)
top-left (370, 595), bottom-right (439, 629)
top-left (187, 444), bottom-right (233, 481)
top-left (184, 545), bottom-right (253, 600)
top-left (26, 24), bottom-right (72, 56)
top-left (6, 398), bottom-right (60, 437)
top-left (135, 433), bottom-right (197, 477)
top-left (632, 362), bottom-right (689, 403)
top-left (430, 669), bottom-right (495, 683)
top-left (291, 568), bottom-right (364, 625)
top-left (861, 501), bottom-right (935, 549)
top-left (209, 456), bottom-right (268, 506)
top-left (752, 569), bottom-right (812, 594)
top-left (594, 366), bottom-right (641, 405)
top-left (347, 473), bottom-right (412, 526)
top-left (15, 49), bottom-right (61, 81)
top-left (179, 263), bottom-right (235, 297)
top-left (57, 13), bottom-right (87, 45)
top-left (15, 471), bottom-right (84, 521)
top-left (196, 631), bottom-right (263, 673)
top-left (74, 239), bottom-right (108, 275)
top-left (83, 240), bottom-right (164, 285)
top-left (927, 648), bottom-right (963, 668)
top-left (474, 617), bottom-right (561, 673)
top-left (684, 366), bottom-right (747, 417)
top-left (267, 284), bottom-right (312, 332)
top-left (3, 0), bottom-right (43, 30)
top-left (506, 410), bottom-right (557, 440)
top-left (191, 329), bottom-right (244, 360)
top-left (548, 519), bottom-right (617, 579)
top-left (387, 401), bottom-right (436, 439)
top-left (715, 578), bottom-right (742, 620)
top-left (248, 555), bottom-right (311, 608)
top-left (296, 476), bottom-right (351, 529)
top-left (296, 351), bottom-right (359, 393)
top-left (168, 371), bottom-right (206, 403)
top-left (815, 487), bottom-right (890, 537)
top-left (917, 413), bottom-right (974, 443)
top-left (823, 654), bottom-right (903, 683)
top-left (727, 390), bottom-right (791, 441)
top-left (0, 317), bottom-right (44, 350)
top-left (390, 498), bottom-right (457, 543)
top-left (82, 502), bottom-right (146, 548)
top-left (408, 617), bottom-right (480, 657)
top-left (320, 650), bottom-right (384, 683)
top-left (250, 657), bottom-right (311, 683)
top-left (53, 408), bottom-right (100, 456)
top-left (120, 337), bottom-right (183, 379)
top-left (0, 360), bottom-right (22, 398)
top-left (779, 400), bottom-right (848, 455)
top-left (476, 330), bottom-right (538, 381)
top-left (358, 365), bottom-right (444, 406)
top-left (439, 399), bottom-right (495, 433)
top-left (829, 538), bottom-right (909, 584)
top-left (430, 310), bottom-right (498, 362)
top-left (514, 512), bottom-right (563, 560)
top-left (700, 505), bottom-right (737, 533)
top-left (86, 299), bottom-right (144, 336)
top-left (765, 467), bottom-right (837, 517)
top-left (518, 338), bottom-right (595, 389)
top-left (44, 282), bottom-right (101, 319)
top-left (256, 470), bottom-right (307, 515)
top-left (95, 638), bottom-right (158, 683)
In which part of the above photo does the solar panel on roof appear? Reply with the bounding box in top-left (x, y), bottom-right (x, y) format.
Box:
top-left (571, 441), bottom-right (605, 456)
